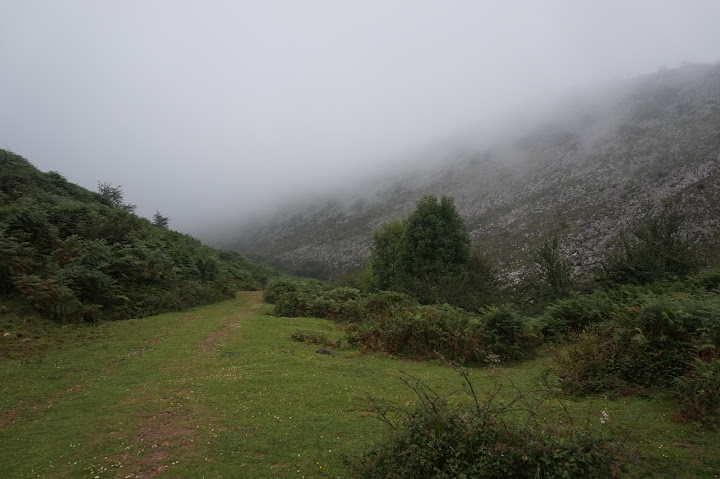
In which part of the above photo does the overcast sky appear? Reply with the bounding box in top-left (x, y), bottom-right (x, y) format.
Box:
top-left (2, 1), bottom-right (720, 237)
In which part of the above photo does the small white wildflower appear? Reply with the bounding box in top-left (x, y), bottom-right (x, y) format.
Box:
top-left (600, 409), bottom-right (609, 424)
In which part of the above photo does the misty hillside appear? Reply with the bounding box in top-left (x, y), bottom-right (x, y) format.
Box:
top-left (229, 63), bottom-right (720, 279)
top-left (0, 151), bottom-right (274, 322)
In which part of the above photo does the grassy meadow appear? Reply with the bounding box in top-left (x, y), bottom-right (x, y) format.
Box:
top-left (1, 291), bottom-right (718, 478)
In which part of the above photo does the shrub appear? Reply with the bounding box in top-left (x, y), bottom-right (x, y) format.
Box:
top-left (482, 307), bottom-right (537, 361)
top-left (534, 235), bottom-right (574, 301)
top-left (266, 282), bottom-right (540, 364)
top-left (553, 294), bottom-right (720, 395)
top-left (602, 205), bottom-right (700, 284)
top-left (691, 269), bottom-right (720, 292)
top-left (674, 359), bottom-right (720, 426)
top-left (542, 293), bottom-right (619, 339)
top-left (349, 374), bottom-right (630, 478)
top-left (263, 277), bottom-right (322, 305)
top-left (349, 303), bottom-right (490, 363)
top-left (14, 274), bottom-right (82, 321)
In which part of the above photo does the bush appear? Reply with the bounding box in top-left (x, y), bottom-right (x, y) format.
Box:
top-left (14, 274), bottom-right (82, 321)
top-left (350, 303), bottom-right (488, 363)
top-left (349, 374), bottom-right (629, 478)
top-left (263, 277), bottom-right (322, 305)
top-left (482, 307), bottom-right (537, 361)
top-left (542, 293), bottom-right (619, 339)
top-left (691, 269), bottom-right (720, 292)
top-left (264, 280), bottom-right (540, 364)
top-left (553, 294), bottom-right (720, 395)
top-left (534, 235), bottom-right (574, 301)
top-left (602, 205), bottom-right (700, 284)
top-left (674, 359), bottom-right (720, 426)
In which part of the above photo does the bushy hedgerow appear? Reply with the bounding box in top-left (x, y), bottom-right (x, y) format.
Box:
top-left (349, 375), bottom-right (629, 479)
top-left (350, 303), bottom-right (491, 363)
top-left (690, 269), bottom-right (720, 292)
top-left (265, 279), bottom-right (539, 363)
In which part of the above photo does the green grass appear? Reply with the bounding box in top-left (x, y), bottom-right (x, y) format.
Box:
top-left (1, 292), bottom-right (718, 478)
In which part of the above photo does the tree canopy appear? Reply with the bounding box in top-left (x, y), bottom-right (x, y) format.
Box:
top-left (367, 195), bottom-right (490, 308)
top-left (370, 220), bottom-right (405, 290)
top-left (399, 195), bottom-right (471, 278)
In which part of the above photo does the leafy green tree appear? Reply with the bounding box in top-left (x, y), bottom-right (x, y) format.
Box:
top-left (399, 195), bottom-right (470, 279)
top-left (369, 220), bottom-right (406, 289)
top-left (152, 211), bottom-right (170, 229)
top-left (534, 235), bottom-right (573, 300)
top-left (97, 182), bottom-right (136, 214)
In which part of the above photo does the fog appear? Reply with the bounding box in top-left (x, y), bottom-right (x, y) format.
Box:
top-left (1, 1), bottom-right (719, 239)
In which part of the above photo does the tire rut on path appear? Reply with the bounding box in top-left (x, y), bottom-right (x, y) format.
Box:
top-left (105, 291), bottom-right (263, 479)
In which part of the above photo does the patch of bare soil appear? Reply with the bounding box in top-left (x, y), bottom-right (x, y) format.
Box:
top-left (106, 292), bottom-right (264, 477)
top-left (195, 291), bottom-right (263, 353)
top-left (113, 395), bottom-right (209, 479)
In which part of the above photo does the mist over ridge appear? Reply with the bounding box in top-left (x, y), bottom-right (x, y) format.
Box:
top-left (3, 2), bottom-right (720, 238)
top-left (226, 62), bottom-right (720, 278)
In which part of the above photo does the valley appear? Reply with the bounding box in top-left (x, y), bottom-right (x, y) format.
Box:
top-left (1, 292), bottom-right (718, 478)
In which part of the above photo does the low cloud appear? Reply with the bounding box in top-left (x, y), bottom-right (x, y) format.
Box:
top-left (1, 1), bottom-right (719, 238)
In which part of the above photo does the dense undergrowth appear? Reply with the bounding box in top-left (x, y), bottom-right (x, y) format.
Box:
top-left (264, 278), bottom-right (540, 364)
top-left (258, 191), bottom-right (720, 476)
top-left (0, 150), bottom-right (274, 322)
top-left (263, 269), bottom-right (720, 476)
top-left (264, 269), bottom-right (720, 424)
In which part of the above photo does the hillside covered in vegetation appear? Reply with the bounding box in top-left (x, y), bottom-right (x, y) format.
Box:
top-left (0, 149), bottom-right (274, 323)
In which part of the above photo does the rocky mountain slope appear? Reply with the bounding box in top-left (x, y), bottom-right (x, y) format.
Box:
top-left (229, 63), bottom-right (720, 279)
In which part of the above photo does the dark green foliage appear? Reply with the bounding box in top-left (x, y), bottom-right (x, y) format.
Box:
top-left (97, 181), bottom-right (136, 214)
top-left (602, 205), bottom-right (700, 284)
top-left (350, 375), bottom-right (629, 479)
top-left (152, 211), bottom-right (170, 229)
top-left (542, 292), bottom-right (619, 338)
top-left (369, 220), bottom-right (405, 290)
top-left (399, 195), bottom-right (470, 279)
top-left (481, 307), bottom-right (535, 361)
top-left (429, 248), bottom-right (501, 312)
top-left (691, 269), bottom-right (720, 292)
top-left (0, 225), bottom-right (35, 293)
top-left (0, 150), bottom-right (274, 321)
top-left (534, 235), bottom-right (574, 301)
top-left (350, 303), bottom-right (492, 363)
top-left (554, 290), bottom-right (720, 394)
top-left (262, 276), bottom-right (324, 304)
top-left (367, 197), bottom-right (498, 310)
top-left (674, 359), bottom-right (720, 426)
top-left (265, 279), bottom-right (538, 363)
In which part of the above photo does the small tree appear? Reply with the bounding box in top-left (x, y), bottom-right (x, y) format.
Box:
top-left (603, 205), bottom-right (699, 284)
top-left (97, 182), bottom-right (136, 214)
top-left (369, 220), bottom-right (405, 289)
top-left (152, 211), bottom-right (170, 229)
top-left (399, 195), bottom-right (470, 279)
top-left (534, 235), bottom-right (573, 300)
